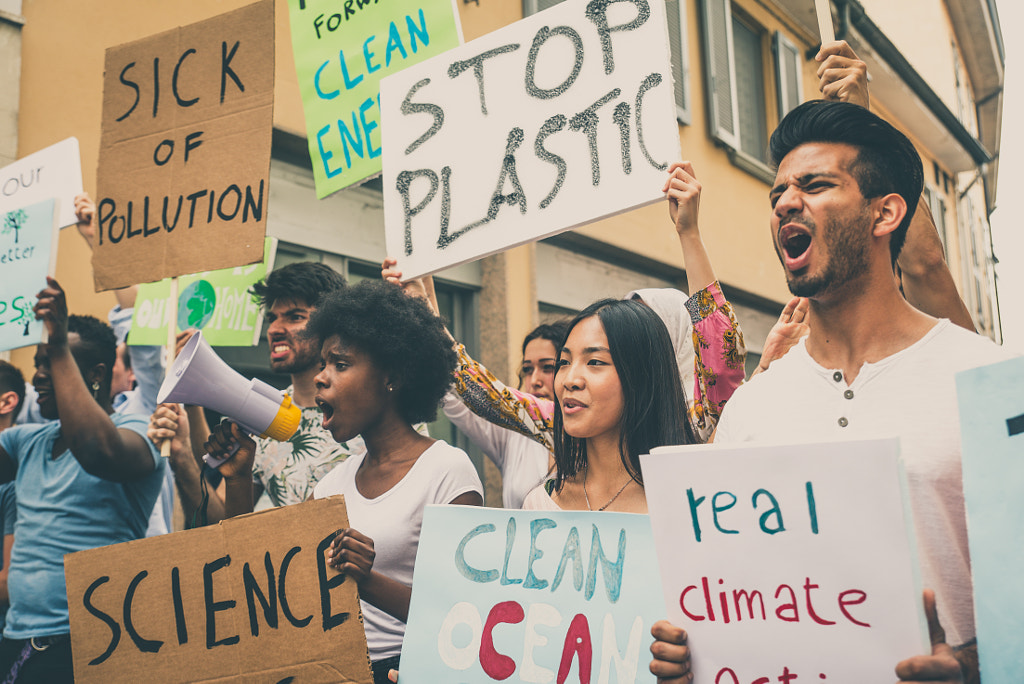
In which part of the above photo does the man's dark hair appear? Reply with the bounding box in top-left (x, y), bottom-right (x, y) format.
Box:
top-left (521, 320), bottom-right (571, 356)
top-left (769, 100), bottom-right (924, 264)
top-left (552, 299), bottom-right (696, 491)
top-left (67, 315), bottom-right (117, 384)
top-left (250, 262), bottom-right (347, 310)
top-left (0, 360), bottom-right (26, 417)
top-left (305, 281), bottom-right (457, 424)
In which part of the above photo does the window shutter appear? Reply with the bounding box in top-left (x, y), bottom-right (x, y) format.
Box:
top-left (523, 0), bottom-right (565, 16)
top-left (699, 0), bottom-right (739, 148)
top-left (773, 31), bottom-right (802, 121)
top-left (666, 0), bottom-right (691, 124)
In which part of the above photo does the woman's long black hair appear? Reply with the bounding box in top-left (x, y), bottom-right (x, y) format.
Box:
top-left (551, 298), bottom-right (696, 491)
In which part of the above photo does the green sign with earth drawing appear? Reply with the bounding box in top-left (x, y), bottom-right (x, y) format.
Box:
top-left (129, 238), bottom-right (276, 346)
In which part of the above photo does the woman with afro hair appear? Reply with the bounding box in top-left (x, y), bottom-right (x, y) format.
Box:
top-left (212, 280), bottom-right (483, 684)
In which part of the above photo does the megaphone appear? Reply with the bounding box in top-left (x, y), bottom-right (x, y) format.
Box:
top-left (158, 331), bottom-right (301, 467)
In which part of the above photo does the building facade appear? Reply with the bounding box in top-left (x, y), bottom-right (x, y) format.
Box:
top-left (4, 0), bottom-right (1004, 502)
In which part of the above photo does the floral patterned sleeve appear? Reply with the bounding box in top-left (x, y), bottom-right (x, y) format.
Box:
top-left (686, 281), bottom-right (747, 440)
top-left (451, 344), bottom-right (555, 453)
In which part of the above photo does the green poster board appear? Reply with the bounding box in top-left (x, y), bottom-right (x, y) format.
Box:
top-left (129, 238), bottom-right (276, 346)
top-left (287, 0), bottom-right (462, 198)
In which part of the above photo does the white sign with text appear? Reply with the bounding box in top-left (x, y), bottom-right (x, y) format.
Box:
top-left (381, 0), bottom-right (680, 278)
top-left (0, 138), bottom-right (83, 229)
top-left (641, 439), bottom-right (929, 683)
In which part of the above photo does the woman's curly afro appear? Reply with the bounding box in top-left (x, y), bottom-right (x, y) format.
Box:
top-left (305, 280), bottom-right (457, 424)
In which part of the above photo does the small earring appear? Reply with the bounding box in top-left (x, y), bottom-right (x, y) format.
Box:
top-left (386, 385), bottom-right (393, 392)
top-left (92, 382), bottom-right (100, 391)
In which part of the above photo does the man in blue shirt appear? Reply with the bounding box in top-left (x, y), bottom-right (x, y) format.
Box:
top-left (0, 279), bottom-right (164, 683)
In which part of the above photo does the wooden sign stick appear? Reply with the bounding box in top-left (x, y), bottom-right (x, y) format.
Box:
top-left (815, 0), bottom-right (835, 44)
top-left (160, 277), bottom-right (179, 458)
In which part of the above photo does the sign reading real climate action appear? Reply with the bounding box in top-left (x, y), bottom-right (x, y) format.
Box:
top-left (0, 199), bottom-right (58, 352)
top-left (642, 439), bottom-right (929, 683)
top-left (400, 505), bottom-right (665, 682)
top-left (64, 497), bottom-right (373, 684)
top-left (287, 0), bottom-right (462, 198)
top-left (381, 0), bottom-right (680, 279)
top-left (92, 0), bottom-right (274, 291)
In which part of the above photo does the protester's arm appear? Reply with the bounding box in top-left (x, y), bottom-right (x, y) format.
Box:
top-left (895, 590), bottom-right (972, 684)
top-left (382, 259), bottom-right (555, 451)
top-left (205, 421), bottom-right (257, 518)
top-left (74, 193), bottom-right (137, 311)
top-left (35, 278), bottom-right (155, 481)
top-left (665, 161), bottom-right (715, 294)
top-left (326, 491), bottom-right (480, 624)
top-left (688, 283), bottom-right (747, 439)
top-left (751, 297), bottom-right (810, 377)
top-left (149, 403), bottom-right (227, 524)
top-left (816, 40), bottom-right (869, 108)
top-left (649, 620), bottom-right (692, 683)
top-left (898, 198), bottom-right (975, 332)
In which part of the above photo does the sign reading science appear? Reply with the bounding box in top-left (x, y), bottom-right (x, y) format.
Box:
top-left (92, 0), bottom-right (274, 291)
top-left (400, 505), bottom-right (666, 682)
top-left (381, 0), bottom-right (680, 279)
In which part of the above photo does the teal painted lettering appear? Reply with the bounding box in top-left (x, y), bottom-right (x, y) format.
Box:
top-left (455, 523), bottom-right (498, 583)
top-left (358, 97), bottom-right (381, 159)
top-left (363, 36), bottom-right (381, 74)
top-left (500, 518), bottom-right (523, 586)
top-left (385, 21), bottom-right (408, 67)
top-left (314, 61), bottom-right (340, 100)
top-left (316, 125), bottom-right (343, 178)
top-left (712, 491), bottom-right (738, 535)
top-left (339, 49), bottom-right (363, 89)
top-left (806, 482), bottom-right (819, 534)
top-left (551, 526), bottom-right (584, 593)
top-left (687, 488), bottom-right (705, 542)
top-left (752, 488), bottom-right (785, 534)
top-left (585, 525), bottom-right (625, 602)
top-left (337, 113), bottom-right (364, 168)
top-left (407, 9), bottom-right (429, 52)
top-left (524, 518), bottom-right (556, 589)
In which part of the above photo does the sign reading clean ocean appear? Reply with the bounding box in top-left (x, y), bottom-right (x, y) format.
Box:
top-left (400, 505), bottom-right (666, 682)
top-left (287, 0), bottom-right (463, 198)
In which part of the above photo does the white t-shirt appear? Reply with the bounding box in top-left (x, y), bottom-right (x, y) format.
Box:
top-left (442, 392), bottom-right (550, 509)
top-left (521, 484), bottom-right (561, 511)
top-left (313, 440), bottom-right (483, 661)
top-left (715, 319), bottom-right (1016, 647)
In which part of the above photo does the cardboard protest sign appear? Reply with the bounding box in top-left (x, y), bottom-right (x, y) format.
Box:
top-left (92, 0), bottom-right (274, 292)
top-left (642, 439), bottom-right (928, 683)
top-left (0, 199), bottom-right (59, 352)
top-left (129, 237), bottom-right (276, 346)
top-left (381, 0), bottom-right (681, 279)
top-left (287, 0), bottom-right (462, 198)
top-left (400, 505), bottom-right (665, 682)
top-left (0, 138), bottom-right (83, 229)
top-left (65, 496), bottom-right (373, 684)
top-left (957, 356), bottom-right (1024, 681)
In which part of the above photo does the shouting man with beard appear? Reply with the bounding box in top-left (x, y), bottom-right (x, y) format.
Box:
top-left (152, 262), bottom-right (349, 521)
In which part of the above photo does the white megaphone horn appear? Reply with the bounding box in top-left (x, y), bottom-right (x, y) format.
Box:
top-left (157, 331), bottom-right (301, 468)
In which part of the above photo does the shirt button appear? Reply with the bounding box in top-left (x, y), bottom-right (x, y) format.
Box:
top-left (833, 372), bottom-right (843, 382)
top-left (838, 417), bottom-right (849, 428)
top-left (844, 389), bottom-right (854, 400)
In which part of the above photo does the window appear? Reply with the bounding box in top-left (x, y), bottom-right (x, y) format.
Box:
top-left (732, 14), bottom-right (768, 162)
top-left (922, 186), bottom-right (949, 256)
top-left (699, 0), bottom-right (803, 179)
top-left (523, 0), bottom-right (692, 123)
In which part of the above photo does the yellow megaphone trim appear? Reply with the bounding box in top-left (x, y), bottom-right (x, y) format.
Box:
top-left (259, 395), bottom-right (301, 441)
